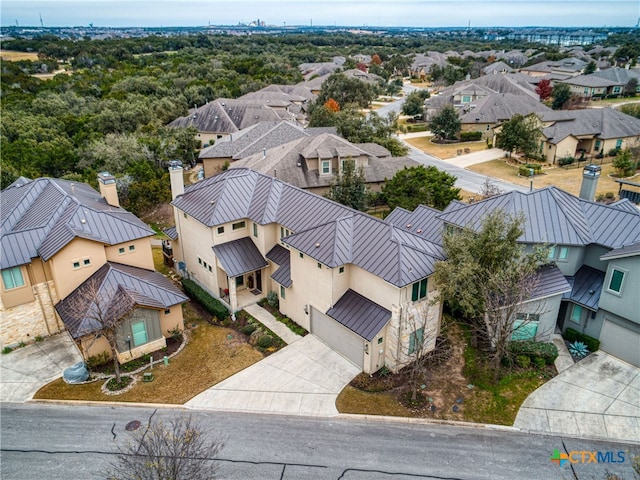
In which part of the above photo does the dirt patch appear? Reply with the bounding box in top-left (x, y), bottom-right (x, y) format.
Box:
top-left (405, 136), bottom-right (488, 159)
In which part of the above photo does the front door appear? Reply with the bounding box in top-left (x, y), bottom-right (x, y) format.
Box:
top-left (256, 270), bottom-right (262, 291)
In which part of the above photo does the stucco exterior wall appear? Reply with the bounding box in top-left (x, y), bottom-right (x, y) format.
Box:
top-left (48, 238), bottom-right (107, 299)
top-left (105, 238), bottom-right (154, 270)
top-left (203, 157), bottom-right (231, 178)
top-left (599, 256), bottom-right (640, 324)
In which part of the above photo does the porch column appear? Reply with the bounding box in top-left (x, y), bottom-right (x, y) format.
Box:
top-left (228, 276), bottom-right (239, 313)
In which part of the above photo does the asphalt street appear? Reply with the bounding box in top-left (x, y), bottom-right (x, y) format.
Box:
top-left (1, 403), bottom-right (637, 480)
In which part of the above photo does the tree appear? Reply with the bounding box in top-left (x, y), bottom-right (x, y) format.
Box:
top-left (382, 165), bottom-right (461, 211)
top-left (401, 89), bottom-right (430, 116)
top-left (612, 149), bottom-right (637, 177)
top-left (496, 114), bottom-right (541, 159)
top-left (473, 178), bottom-right (504, 202)
top-left (433, 210), bottom-right (548, 371)
top-left (535, 79), bottom-right (553, 100)
top-left (551, 83), bottom-right (572, 110)
top-left (324, 98), bottom-right (340, 112)
top-left (429, 104), bottom-right (461, 141)
top-left (106, 414), bottom-right (224, 480)
top-left (324, 158), bottom-right (368, 211)
top-left (583, 60), bottom-right (597, 75)
top-left (624, 78), bottom-right (638, 97)
top-left (315, 72), bottom-right (378, 109)
top-left (371, 54), bottom-right (382, 65)
top-left (620, 103), bottom-right (640, 119)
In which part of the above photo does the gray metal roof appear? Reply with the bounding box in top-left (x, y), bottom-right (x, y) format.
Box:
top-left (163, 226), bottom-right (178, 240)
top-left (436, 186), bottom-right (640, 249)
top-left (385, 205), bottom-right (446, 245)
top-left (600, 241), bottom-right (640, 260)
top-left (326, 289), bottom-right (391, 341)
top-left (55, 262), bottom-right (188, 338)
top-left (563, 266), bottom-right (604, 311)
top-left (533, 264), bottom-right (572, 299)
top-left (172, 169), bottom-right (444, 287)
top-left (266, 244), bottom-right (292, 287)
top-left (213, 237), bottom-right (268, 278)
top-left (1, 178), bottom-right (154, 270)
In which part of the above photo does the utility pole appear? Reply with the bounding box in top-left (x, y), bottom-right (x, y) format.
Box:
top-left (39, 13), bottom-right (44, 27)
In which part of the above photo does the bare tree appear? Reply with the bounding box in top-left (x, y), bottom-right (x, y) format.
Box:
top-left (402, 302), bottom-right (433, 402)
top-left (105, 414), bottom-right (224, 480)
top-left (474, 178), bottom-right (504, 202)
top-left (57, 278), bottom-right (137, 382)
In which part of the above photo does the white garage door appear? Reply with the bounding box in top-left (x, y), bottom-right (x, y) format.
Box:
top-left (600, 319), bottom-right (640, 367)
top-left (311, 307), bottom-right (364, 369)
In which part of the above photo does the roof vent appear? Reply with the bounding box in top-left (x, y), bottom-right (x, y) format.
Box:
top-left (81, 219), bottom-right (86, 224)
top-left (210, 200), bottom-right (215, 205)
top-left (315, 243), bottom-right (321, 248)
top-left (416, 229), bottom-right (422, 233)
top-left (406, 224), bottom-right (412, 228)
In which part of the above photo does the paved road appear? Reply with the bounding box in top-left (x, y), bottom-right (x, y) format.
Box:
top-left (2, 403), bottom-right (637, 480)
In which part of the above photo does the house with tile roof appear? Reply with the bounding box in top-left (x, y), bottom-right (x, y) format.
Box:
top-left (386, 185), bottom-right (640, 367)
top-left (229, 133), bottom-right (418, 195)
top-left (558, 67), bottom-right (640, 99)
top-left (168, 167), bottom-right (443, 373)
top-left (0, 173), bottom-right (187, 362)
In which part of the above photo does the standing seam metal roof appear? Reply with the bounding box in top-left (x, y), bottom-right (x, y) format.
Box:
top-left (562, 266), bottom-right (605, 311)
top-left (212, 237), bottom-right (268, 277)
top-left (326, 289), bottom-right (391, 341)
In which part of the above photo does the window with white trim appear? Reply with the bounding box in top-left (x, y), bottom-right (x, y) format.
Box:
top-left (559, 247), bottom-right (569, 261)
top-left (607, 268), bottom-right (625, 294)
top-left (570, 304), bottom-right (583, 323)
top-left (321, 160), bottom-right (330, 175)
top-left (232, 221), bottom-right (246, 230)
top-left (280, 285), bottom-right (286, 299)
top-left (411, 278), bottom-right (428, 301)
top-left (2, 267), bottom-right (25, 290)
top-left (547, 246), bottom-right (556, 260)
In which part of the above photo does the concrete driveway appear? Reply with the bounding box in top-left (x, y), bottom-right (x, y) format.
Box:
top-left (186, 335), bottom-right (361, 416)
top-left (0, 332), bottom-right (83, 402)
top-left (515, 352), bottom-right (640, 444)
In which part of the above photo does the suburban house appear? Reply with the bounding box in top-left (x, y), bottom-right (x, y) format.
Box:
top-left (482, 61), bottom-right (515, 75)
top-left (536, 108), bottom-right (640, 163)
top-left (229, 132), bottom-right (418, 195)
top-left (167, 166), bottom-right (444, 373)
top-left (519, 57), bottom-right (587, 79)
top-left (559, 67), bottom-right (640, 99)
top-left (387, 180), bottom-right (640, 367)
top-left (0, 174), bottom-right (187, 363)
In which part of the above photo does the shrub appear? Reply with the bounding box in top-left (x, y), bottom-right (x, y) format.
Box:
top-left (2, 347), bottom-right (13, 354)
top-left (533, 357), bottom-right (546, 368)
top-left (562, 328), bottom-right (600, 353)
top-left (257, 334), bottom-right (273, 348)
top-left (509, 340), bottom-right (558, 365)
top-left (35, 335), bottom-right (44, 342)
top-left (181, 279), bottom-right (229, 320)
top-left (558, 156), bottom-right (575, 166)
top-left (86, 351), bottom-right (110, 369)
top-left (168, 325), bottom-right (183, 342)
top-left (106, 376), bottom-right (133, 391)
top-left (515, 355), bottom-right (531, 368)
top-left (460, 131), bottom-right (482, 141)
top-left (608, 147), bottom-right (621, 157)
top-left (241, 324), bottom-right (257, 335)
top-left (407, 124), bottom-right (427, 133)
top-left (266, 290), bottom-right (279, 309)
top-left (568, 341), bottom-right (589, 359)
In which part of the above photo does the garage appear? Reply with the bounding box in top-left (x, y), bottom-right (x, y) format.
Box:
top-left (599, 318), bottom-right (640, 367)
top-left (310, 307), bottom-right (364, 369)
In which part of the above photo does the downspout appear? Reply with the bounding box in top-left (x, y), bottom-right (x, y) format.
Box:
top-left (27, 264), bottom-right (52, 336)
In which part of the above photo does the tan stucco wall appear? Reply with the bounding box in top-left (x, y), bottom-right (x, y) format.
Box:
top-left (105, 238), bottom-right (154, 270)
top-left (203, 157), bottom-right (231, 178)
top-left (0, 280), bottom-right (62, 347)
top-left (48, 238), bottom-right (107, 299)
top-left (0, 265), bottom-right (34, 309)
top-left (159, 305), bottom-right (185, 336)
top-left (196, 132), bottom-right (227, 147)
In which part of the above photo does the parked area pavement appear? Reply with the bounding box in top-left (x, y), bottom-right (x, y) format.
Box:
top-left (186, 334), bottom-right (360, 416)
top-left (0, 332), bottom-right (82, 403)
top-left (243, 303), bottom-right (301, 344)
top-left (444, 148), bottom-right (508, 167)
top-left (515, 351), bottom-right (640, 444)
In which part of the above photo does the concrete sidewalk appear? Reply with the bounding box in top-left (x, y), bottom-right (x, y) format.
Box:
top-left (186, 335), bottom-right (360, 416)
top-left (0, 332), bottom-right (83, 402)
top-left (514, 352), bottom-right (640, 444)
top-left (243, 304), bottom-right (302, 344)
top-left (444, 148), bottom-right (508, 167)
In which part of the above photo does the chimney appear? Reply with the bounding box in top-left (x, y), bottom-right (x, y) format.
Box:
top-left (97, 172), bottom-right (119, 207)
top-left (169, 160), bottom-right (184, 200)
top-left (579, 164), bottom-right (601, 201)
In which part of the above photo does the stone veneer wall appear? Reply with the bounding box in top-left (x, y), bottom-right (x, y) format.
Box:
top-left (0, 281), bottom-right (62, 347)
top-left (385, 290), bottom-right (441, 373)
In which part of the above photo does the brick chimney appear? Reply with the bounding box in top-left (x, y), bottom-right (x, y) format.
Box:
top-left (579, 164), bottom-right (601, 201)
top-left (97, 172), bottom-right (119, 207)
top-left (169, 160), bottom-right (184, 200)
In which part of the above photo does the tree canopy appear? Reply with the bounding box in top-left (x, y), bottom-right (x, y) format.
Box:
top-left (429, 105), bottom-right (461, 141)
top-left (496, 114), bottom-right (541, 159)
top-left (551, 83), bottom-right (572, 110)
top-left (401, 89), bottom-right (430, 116)
top-left (324, 158), bottom-right (368, 211)
top-left (382, 165), bottom-right (461, 212)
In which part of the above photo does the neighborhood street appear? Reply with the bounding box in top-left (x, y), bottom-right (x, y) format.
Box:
top-left (2, 403), bottom-right (638, 480)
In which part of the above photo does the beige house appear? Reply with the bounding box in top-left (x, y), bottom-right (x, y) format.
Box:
top-left (168, 167), bottom-right (444, 374)
top-left (0, 174), bottom-right (187, 362)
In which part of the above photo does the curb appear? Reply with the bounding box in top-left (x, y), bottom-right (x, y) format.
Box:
top-left (27, 399), bottom-right (188, 410)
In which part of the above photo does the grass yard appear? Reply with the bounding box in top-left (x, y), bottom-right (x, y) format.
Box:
top-left (1, 50), bottom-right (39, 61)
top-left (405, 136), bottom-right (488, 159)
top-left (467, 159), bottom-right (625, 198)
top-left (33, 303), bottom-right (264, 404)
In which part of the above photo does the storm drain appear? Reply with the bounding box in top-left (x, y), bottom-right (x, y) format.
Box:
top-left (125, 420), bottom-right (142, 431)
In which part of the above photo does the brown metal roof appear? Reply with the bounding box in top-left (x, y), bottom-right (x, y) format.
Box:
top-left (326, 289), bottom-right (391, 341)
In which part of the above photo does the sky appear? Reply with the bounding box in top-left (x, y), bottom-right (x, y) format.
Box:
top-left (2, 0), bottom-right (639, 28)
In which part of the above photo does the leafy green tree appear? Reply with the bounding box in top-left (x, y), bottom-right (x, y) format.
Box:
top-left (433, 210), bottom-right (547, 372)
top-left (612, 149), bottom-right (637, 177)
top-left (551, 83), bottom-right (572, 110)
top-left (624, 78), bottom-right (638, 97)
top-left (315, 72), bottom-right (378, 109)
top-left (429, 105), bottom-right (461, 141)
top-left (382, 165), bottom-right (460, 211)
top-left (583, 61), bottom-right (597, 75)
top-left (620, 103), bottom-right (640, 119)
top-left (496, 114), bottom-right (541, 159)
top-left (324, 158), bottom-right (368, 211)
top-left (401, 89), bottom-right (430, 116)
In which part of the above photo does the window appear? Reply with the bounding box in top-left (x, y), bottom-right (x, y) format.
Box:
top-left (616, 139), bottom-right (622, 149)
top-left (613, 86), bottom-right (621, 93)
top-left (411, 278), bottom-right (428, 301)
top-left (280, 285), bottom-right (286, 299)
top-left (408, 327), bottom-right (424, 355)
top-left (378, 337), bottom-right (384, 345)
top-left (183, 212), bottom-right (188, 218)
top-left (570, 304), bottom-right (583, 324)
top-left (118, 247), bottom-right (126, 254)
top-left (2, 267), bottom-right (25, 290)
top-left (462, 95), bottom-right (471, 103)
top-left (595, 140), bottom-right (601, 150)
top-left (232, 221), bottom-right (246, 230)
top-left (512, 313), bottom-right (540, 340)
top-left (128, 245), bottom-right (135, 252)
top-left (321, 160), bottom-right (330, 175)
top-left (73, 261), bottom-right (81, 269)
top-left (547, 246), bottom-right (556, 260)
top-left (164, 308), bottom-right (171, 315)
top-left (559, 247), bottom-right (569, 261)
top-left (253, 223), bottom-right (258, 238)
top-left (131, 321), bottom-right (148, 347)
top-left (217, 226), bottom-right (225, 234)
top-left (83, 258), bottom-right (91, 266)
top-left (235, 276), bottom-right (244, 287)
top-left (339, 266), bottom-right (345, 274)
top-left (299, 252), bottom-right (304, 259)
top-left (317, 262), bottom-right (322, 269)
top-left (608, 268), bottom-right (625, 294)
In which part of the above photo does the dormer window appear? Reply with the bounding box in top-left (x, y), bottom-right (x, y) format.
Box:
top-left (321, 160), bottom-right (331, 175)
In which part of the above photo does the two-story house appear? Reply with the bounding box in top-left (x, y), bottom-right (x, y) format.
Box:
top-left (168, 166), bottom-right (444, 373)
top-left (0, 174), bottom-right (187, 363)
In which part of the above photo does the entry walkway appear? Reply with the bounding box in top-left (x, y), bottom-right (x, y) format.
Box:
top-left (186, 335), bottom-right (361, 416)
top-left (243, 303), bottom-right (301, 344)
top-left (514, 352), bottom-right (640, 444)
